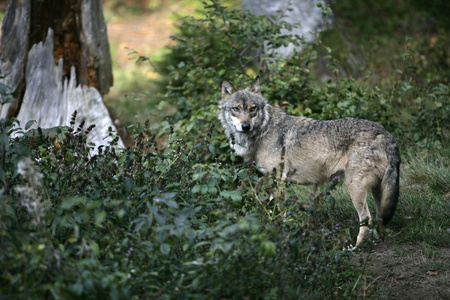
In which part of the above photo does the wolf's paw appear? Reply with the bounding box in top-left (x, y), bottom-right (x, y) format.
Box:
top-left (344, 245), bottom-right (357, 251)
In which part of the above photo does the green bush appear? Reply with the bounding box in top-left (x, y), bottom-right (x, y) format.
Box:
top-left (146, 0), bottom-right (448, 155)
top-left (0, 114), bottom-right (363, 299)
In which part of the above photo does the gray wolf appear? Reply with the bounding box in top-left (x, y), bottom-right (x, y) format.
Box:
top-left (218, 76), bottom-right (400, 247)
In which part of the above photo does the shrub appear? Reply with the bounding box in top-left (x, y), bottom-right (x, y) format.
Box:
top-left (0, 114), bottom-right (362, 298)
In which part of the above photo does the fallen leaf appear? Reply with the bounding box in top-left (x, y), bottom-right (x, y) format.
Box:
top-left (398, 273), bottom-right (406, 279)
top-left (299, 203), bottom-right (314, 211)
top-left (54, 139), bottom-right (61, 150)
top-left (426, 270), bottom-right (438, 276)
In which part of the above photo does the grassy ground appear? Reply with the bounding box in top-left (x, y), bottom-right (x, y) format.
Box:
top-left (288, 148), bottom-right (450, 298)
top-left (288, 149), bottom-right (450, 247)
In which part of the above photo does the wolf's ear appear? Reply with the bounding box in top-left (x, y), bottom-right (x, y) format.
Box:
top-left (222, 80), bottom-right (237, 99)
top-left (247, 76), bottom-right (260, 94)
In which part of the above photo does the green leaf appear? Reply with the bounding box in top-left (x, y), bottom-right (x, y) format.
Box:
top-left (208, 144), bottom-right (216, 156)
top-left (123, 178), bottom-right (132, 193)
top-left (24, 120), bottom-right (36, 130)
top-left (61, 197), bottom-right (87, 210)
top-left (0, 133), bottom-right (9, 151)
top-left (94, 211), bottom-right (107, 228)
top-left (71, 281), bottom-right (84, 296)
top-left (165, 199), bottom-right (179, 209)
top-left (89, 240), bottom-right (100, 256)
top-left (165, 182), bottom-right (181, 190)
top-left (117, 154), bottom-right (127, 164)
top-left (220, 190), bottom-right (242, 202)
top-left (64, 151), bottom-right (74, 163)
top-left (154, 192), bottom-right (178, 207)
top-left (192, 185), bottom-right (202, 193)
top-left (260, 241), bottom-right (276, 257)
top-left (67, 235), bottom-right (78, 243)
top-left (186, 229), bottom-right (196, 242)
top-left (160, 243), bottom-right (170, 255)
top-left (154, 213), bottom-right (166, 225)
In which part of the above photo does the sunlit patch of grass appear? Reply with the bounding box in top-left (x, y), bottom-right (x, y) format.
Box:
top-left (103, 38), bottom-right (164, 129)
top-left (388, 150), bottom-right (450, 247)
top-left (402, 150), bottom-right (450, 197)
top-left (286, 149), bottom-right (450, 249)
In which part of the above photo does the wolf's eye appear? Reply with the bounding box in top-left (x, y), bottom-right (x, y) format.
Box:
top-left (231, 107), bottom-right (240, 112)
top-left (249, 106), bottom-right (257, 113)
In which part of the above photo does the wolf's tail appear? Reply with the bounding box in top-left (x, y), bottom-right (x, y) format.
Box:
top-left (378, 157), bottom-right (401, 225)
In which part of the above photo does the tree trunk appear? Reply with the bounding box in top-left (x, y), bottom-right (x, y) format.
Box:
top-left (0, 0), bottom-right (123, 149)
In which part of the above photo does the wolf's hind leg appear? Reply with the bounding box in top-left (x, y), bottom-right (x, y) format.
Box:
top-left (346, 177), bottom-right (372, 248)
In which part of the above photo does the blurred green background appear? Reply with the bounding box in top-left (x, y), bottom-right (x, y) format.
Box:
top-left (99, 0), bottom-right (449, 143)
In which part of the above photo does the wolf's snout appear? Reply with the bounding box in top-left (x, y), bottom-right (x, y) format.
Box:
top-left (241, 122), bottom-right (251, 132)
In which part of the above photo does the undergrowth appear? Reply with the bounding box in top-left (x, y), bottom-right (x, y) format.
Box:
top-left (0, 115), bottom-right (368, 299)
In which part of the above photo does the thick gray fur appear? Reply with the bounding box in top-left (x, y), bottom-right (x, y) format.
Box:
top-left (218, 77), bottom-right (400, 247)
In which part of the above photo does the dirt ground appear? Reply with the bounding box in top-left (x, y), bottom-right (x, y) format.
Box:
top-left (352, 241), bottom-right (450, 299)
top-left (106, 8), bottom-right (450, 300)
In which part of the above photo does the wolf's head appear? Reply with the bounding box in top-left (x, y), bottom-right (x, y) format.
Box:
top-left (219, 76), bottom-right (267, 133)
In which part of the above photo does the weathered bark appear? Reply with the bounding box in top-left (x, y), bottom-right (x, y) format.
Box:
top-left (0, 0), bottom-right (122, 149)
top-left (27, 0), bottom-right (113, 95)
top-left (80, 0), bottom-right (113, 95)
top-left (0, 0), bottom-right (30, 118)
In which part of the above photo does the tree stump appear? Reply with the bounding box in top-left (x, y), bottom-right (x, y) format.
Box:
top-left (0, 0), bottom-right (123, 150)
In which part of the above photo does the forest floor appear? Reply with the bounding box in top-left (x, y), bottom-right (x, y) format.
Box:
top-left (352, 240), bottom-right (450, 299)
top-left (106, 7), bottom-right (450, 300)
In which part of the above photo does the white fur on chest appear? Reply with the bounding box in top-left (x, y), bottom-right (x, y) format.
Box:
top-left (230, 133), bottom-right (250, 157)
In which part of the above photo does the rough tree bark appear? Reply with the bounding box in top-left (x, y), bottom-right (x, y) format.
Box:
top-left (0, 0), bottom-right (123, 149)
